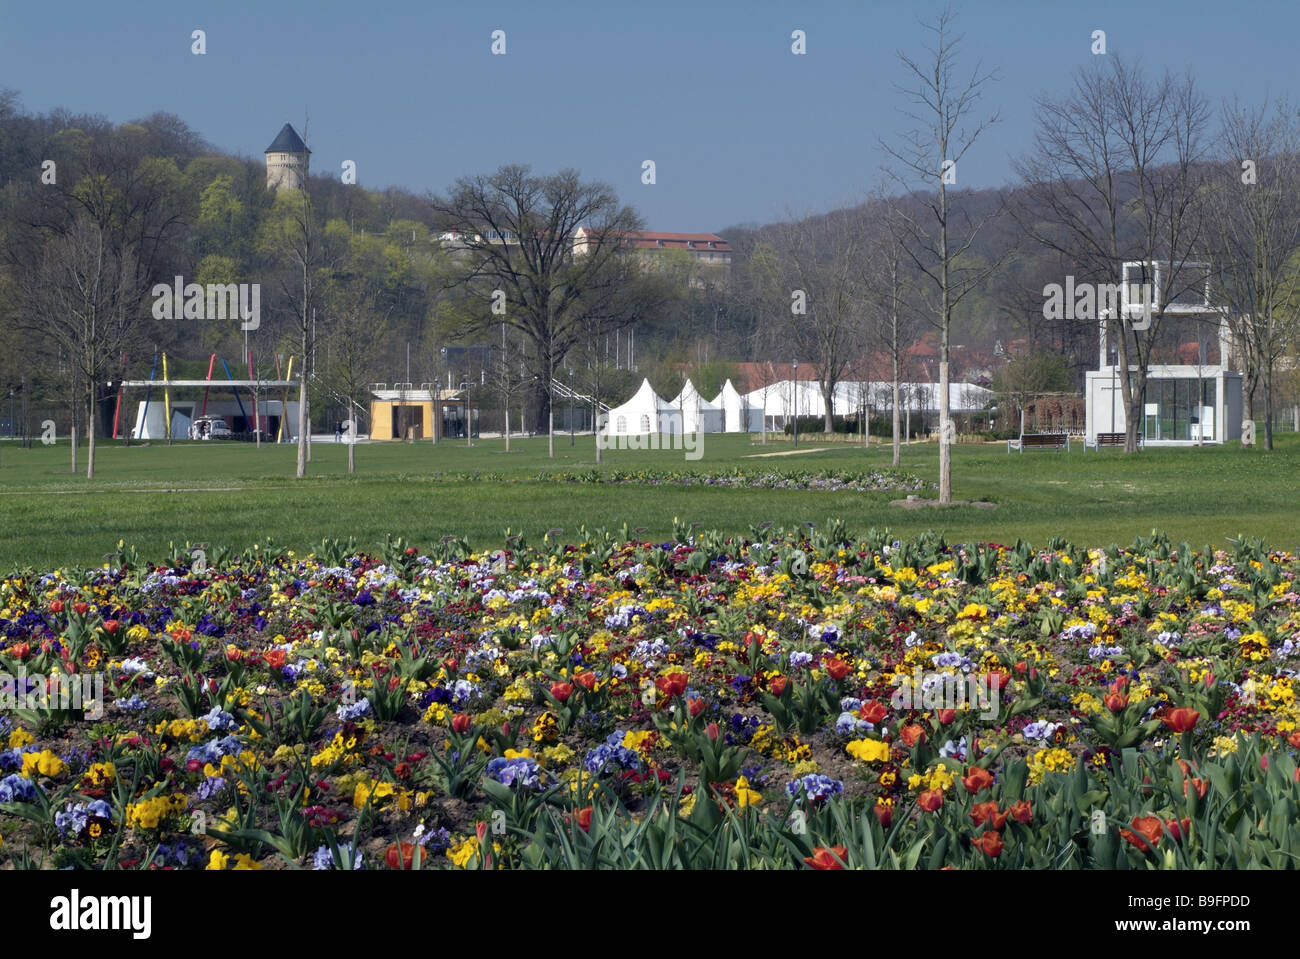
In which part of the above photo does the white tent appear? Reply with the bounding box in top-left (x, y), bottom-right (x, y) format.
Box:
top-left (711, 379), bottom-right (763, 432)
top-left (742, 380), bottom-right (994, 426)
top-left (668, 379), bottom-right (723, 434)
top-left (603, 378), bottom-right (681, 435)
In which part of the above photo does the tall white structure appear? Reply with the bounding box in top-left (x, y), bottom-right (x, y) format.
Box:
top-left (1084, 260), bottom-right (1242, 445)
top-left (265, 123), bottom-right (310, 192)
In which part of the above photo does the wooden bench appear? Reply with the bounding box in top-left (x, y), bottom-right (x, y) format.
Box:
top-left (1084, 432), bottom-right (1144, 451)
top-left (1007, 432), bottom-right (1069, 453)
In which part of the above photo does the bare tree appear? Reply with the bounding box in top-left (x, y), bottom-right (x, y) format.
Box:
top-left (767, 212), bottom-right (867, 432)
top-left (429, 166), bottom-right (666, 456)
top-left (1014, 56), bottom-right (1211, 452)
top-left (860, 201), bottom-right (919, 466)
top-left (1205, 98), bottom-right (1300, 450)
top-left (880, 6), bottom-right (1006, 501)
top-left (259, 188), bottom-right (340, 477)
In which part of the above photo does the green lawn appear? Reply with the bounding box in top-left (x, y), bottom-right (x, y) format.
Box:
top-left (1, 431), bottom-right (1296, 568)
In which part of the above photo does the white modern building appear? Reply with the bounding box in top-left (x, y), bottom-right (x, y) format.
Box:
top-left (1084, 261), bottom-right (1243, 445)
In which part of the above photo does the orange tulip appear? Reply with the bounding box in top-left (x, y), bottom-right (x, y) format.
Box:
top-left (450, 713), bottom-right (471, 734)
top-left (918, 789), bottom-right (944, 812)
top-left (1103, 691), bottom-right (1129, 712)
top-left (1160, 707), bottom-right (1200, 733)
top-left (549, 681), bottom-right (573, 703)
top-left (823, 656), bottom-right (850, 680)
top-left (804, 845), bottom-right (848, 870)
top-left (655, 672), bottom-right (689, 698)
top-left (859, 701), bottom-right (888, 724)
top-left (937, 708), bottom-right (957, 725)
top-left (962, 767), bottom-right (994, 795)
top-left (768, 675), bottom-right (789, 697)
top-left (1008, 800), bottom-right (1033, 824)
top-left (1164, 817), bottom-right (1191, 842)
top-left (1121, 816), bottom-right (1164, 852)
top-left (970, 801), bottom-right (1007, 829)
top-left (970, 830), bottom-right (1004, 857)
top-left (574, 671), bottom-right (597, 692)
top-left (900, 724), bottom-right (926, 748)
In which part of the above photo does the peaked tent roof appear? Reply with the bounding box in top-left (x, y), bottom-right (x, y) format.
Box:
top-left (712, 379), bottom-right (758, 409)
top-left (669, 379), bottom-right (720, 409)
top-left (265, 123), bottom-right (311, 155)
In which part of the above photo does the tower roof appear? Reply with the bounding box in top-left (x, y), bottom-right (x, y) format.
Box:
top-left (265, 123), bottom-right (310, 155)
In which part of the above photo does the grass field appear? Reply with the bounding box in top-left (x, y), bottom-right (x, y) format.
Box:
top-left (1, 431), bottom-right (1296, 568)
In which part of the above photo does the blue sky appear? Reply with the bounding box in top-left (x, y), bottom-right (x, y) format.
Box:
top-left (2, 0), bottom-right (1295, 232)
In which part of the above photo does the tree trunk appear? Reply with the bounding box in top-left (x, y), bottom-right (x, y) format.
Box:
top-left (938, 359), bottom-right (951, 503)
top-left (70, 389), bottom-right (77, 474)
top-left (347, 394), bottom-right (356, 473)
top-left (531, 380), bottom-right (550, 435)
top-left (892, 355), bottom-right (901, 467)
top-left (1263, 363), bottom-right (1275, 451)
top-left (86, 392), bottom-right (96, 479)
top-left (823, 381), bottom-right (834, 434)
top-left (296, 376), bottom-right (307, 478)
top-left (504, 404), bottom-right (510, 453)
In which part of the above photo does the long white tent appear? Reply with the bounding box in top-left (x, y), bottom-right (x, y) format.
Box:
top-left (742, 380), bottom-right (993, 427)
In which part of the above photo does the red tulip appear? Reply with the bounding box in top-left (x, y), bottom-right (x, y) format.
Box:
top-left (1165, 818), bottom-right (1191, 843)
top-left (49, 599), bottom-right (65, 614)
top-left (937, 708), bottom-right (957, 725)
top-left (918, 789), bottom-right (944, 812)
top-left (900, 724), bottom-right (925, 748)
top-left (1104, 691), bottom-right (1129, 712)
top-left (225, 647), bottom-right (243, 663)
top-left (1008, 800), bottom-right (1033, 824)
top-left (385, 842), bottom-right (418, 870)
top-left (574, 671), bottom-right (597, 692)
top-left (804, 845), bottom-right (848, 870)
top-left (72, 601), bottom-right (89, 615)
top-left (859, 701), bottom-right (888, 725)
top-left (103, 619), bottom-right (119, 634)
top-left (1160, 707), bottom-right (1200, 733)
top-left (872, 802), bottom-right (894, 828)
top-left (550, 682), bottom-right (573, 703)
top-left (768, 675), bottom-right (789, 697)
top-left (687, 697), bottom-right (707, 718)
top-left (9, 642), bottom-right (30, 660)
top-left (576, 806), bottom-right (593, 833)
top-left (443, 657), bottom-right (458, 672)
top-left (971, 830), bottom-right (1004, 858)
top-left (986, 671), bottom-right (1011, 691)
top-left (450, 713), bottom-right (471, 734)
top-left (263, 649), bottom-right (287, 670)
top-left (655, 671), bottom-right (689, 699)
top-left (823, 656), bottom-right (850, 680)
top-left (1121, 816), bottom-right (1165, 852)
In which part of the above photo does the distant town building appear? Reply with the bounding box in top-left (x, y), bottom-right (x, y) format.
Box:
top-left (265, 123), bottom-right (310, 192)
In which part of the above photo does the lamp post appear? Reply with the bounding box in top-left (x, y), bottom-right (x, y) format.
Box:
top-left (568, 366), bottom-right (575, 447)
top-left (792, 359), bottom-right (799, 448)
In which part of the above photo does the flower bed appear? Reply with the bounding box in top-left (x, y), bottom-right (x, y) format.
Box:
top-left (417, 467), bottom-right (933, 493)
top-left (1, 529), bottom-right (1297, 869)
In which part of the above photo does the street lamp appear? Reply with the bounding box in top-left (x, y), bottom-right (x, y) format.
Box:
top-left (568, 367), bottom-right (575, 447)
top-left (792, 358), bottom-right (799, 448)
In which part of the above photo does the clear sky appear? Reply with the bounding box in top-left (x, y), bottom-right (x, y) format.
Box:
top-left (2, 0), bottom-right (1295, 233)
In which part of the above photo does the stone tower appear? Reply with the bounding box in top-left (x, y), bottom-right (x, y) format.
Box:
top-left (265, 123), bottom-right (310, 192)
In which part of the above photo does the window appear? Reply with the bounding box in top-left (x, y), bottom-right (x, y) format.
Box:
top-left (640, 414), bottom-right (651, 432)
top-left (616, 415), bottom-right (627, 432)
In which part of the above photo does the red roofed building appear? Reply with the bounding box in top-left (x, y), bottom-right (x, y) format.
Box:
top-left (573, 227), bottom-right (732, 272)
